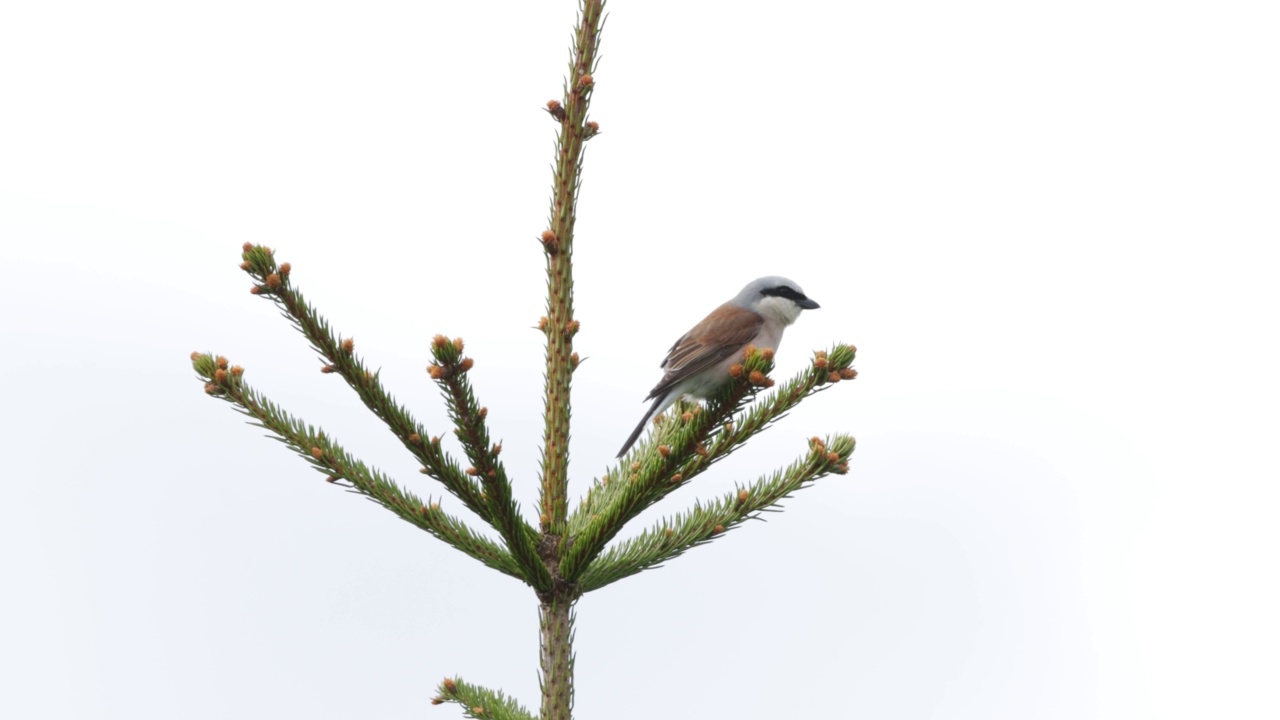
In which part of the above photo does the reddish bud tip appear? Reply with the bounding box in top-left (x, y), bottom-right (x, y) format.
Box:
top-left (320, 364), bottom-right (335, 373)
top-left (239, 261), bottom-right (250, 271)
top-left (713, 524), bottom-right (725, 534)
top-left (278, 262), bottom-right (291, 275)
top-left (340, 338), bottom-right (354, 354)
top-left (537, 316), bottom-right (549, 330)
top-left (409, 433), bottom-right (421, 444)
top-left (265, 273), bottom-right (282, 289)
top-left (459, 358), bottom-right (474, 372)
top-left (826, 451), bottom-right (841, 463)
top-left (478, 406), bottom-right (487, 419)
top-left (840, 368), bottom-right (858, 380)
top-left (748, 370), bottom-right (767, 385)
top-left (813, 357), bottom-right (829, 369)
top-left (250, 286), bottom-right (261, 294)
top-left (229, 365), bottom-right (244, 377)
top-left (443, 678), bottom-right (457, 692)
top-left (695, 443), bottom-right (708, 456)
top-left (658, 445), bottom-right (671, 457)
top-left (465, 467), bottom-right (478, 476)
top-left (190, 351), bottom-right (201, 361)
top-left (242, 242), bottom-right (254, 253)
top-left (578, 73), bottom-right (594, 87)
top-left (215, 355), bottom-right (229, 369)
top-left (432, 334), bottom-right (449, 349)
top-left (670, 473), bottom-right (683, 483)
top-left (427, 364), bottom-right (444, 379)
top-left (761, 347), bottom-right (775, 361)
top-left (829, 372), bottom-right (842, 383)
top-left (729, 363), bottom-right (744, 378)
top-left (431, 697), bottom-right (444, 706)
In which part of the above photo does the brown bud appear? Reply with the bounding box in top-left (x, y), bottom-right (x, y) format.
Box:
top-left (477, 406), bottom-right (487, 419)
top-left (742, 344), bottom-right (758, 359)
top-left (681, 412), bottom-right (694, 422)
top-left (443, 678), bottom-right (457, 693)
top-left (264, 273), bottom-right (281, 289)
top-left (664, 528), bottom-right (674, 537)
top-left (432, 334), bottom-right (449, 349)
top-left (570, 352), bottom-right (580, 368)
top-left (249, 285), bottom-right (262, 294)
top-left (278, 262), bottom-right (291, 276)
top-left (658, 445), bottom-right (671, 457)
top-left (840, 368), bottom-right (858, 380)
top-left (427, 364), bottom-right (444, 379)
top-left (190, 351), bottom-right (201, 361)
top-left (631, 462), bottom-right (641, 471)
top-left (748, 370), bottom-right (767, 385)
top-left (320, 364), bottom-right (336, 373)
top-left (229, 365), bottom-right (244, 377)
top-left (578, 73), bottom-right (593, 88)
top-left (813, 357), bottom-right (828, 369)
top-left (491, 443), bottom-right (502, 456)
top-left (541, 229), bottom-right (557, 244)
top-left (311, 447), bottom-right (324, 459)
top-left (431, 697), bottom-right (444, 706)
top-left (738, 489), bottom-right (749, 503)
top-left (540, 513), bottom-right (549, 524)
top-left (761, 347), bottom-right (775, 361)
top-left (713, 524), bottom-right (725, 535)
top-left (826, 451), bottom-right (840, 463)
top-left (327, 475), bottom-right (339, 483)
top-left (215, 355), bottom-right (229, 369)
top-left (537, 316), bottom-right (549, 330)
top-left (340, 338), bottom-right (354, 354)
top-left (214, 368), bottom-right (228, 383)
top-left (409, 433), bottom-right (421, 444)
top-left (695, 443), bottom-right (707, 456)
top-left (203, 382), bottom-right (218, 394)
top-left (242, 242), bottom-right (254, 253)
top-left (465, 467), bottom-right (478, 476)
top-left (670, 473), bottom-right (683, 483)
top-left (846, 344), bottom-right (858, 354)
top-left (239, 261), bottom-right (250, 271)
top-left (546, 100), bottom-right (566, 121)
top-left (458, 358), bottom-right (474, 372)
top-left (729, 363), bottom-right (744, 378)
top-left (585, 120), bottom-right (600, 135)
top-left (472, 708), bottom-right (484, 716)
top-left (566, 320), bottom-right (580, 335)
top-left (829, 372), bottom-right (842, 383)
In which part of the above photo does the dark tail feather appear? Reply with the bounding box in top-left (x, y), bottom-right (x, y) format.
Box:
top-left (617, 395), bottom-right (667, 458)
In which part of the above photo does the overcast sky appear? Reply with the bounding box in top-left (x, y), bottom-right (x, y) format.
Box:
top-left (2, 1), bottom-right (1277, 718)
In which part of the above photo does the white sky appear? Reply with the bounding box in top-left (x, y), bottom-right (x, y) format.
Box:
top-left (2, 1), bottom-right (1277, 718)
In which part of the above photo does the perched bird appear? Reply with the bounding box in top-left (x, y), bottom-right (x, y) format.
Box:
top-left (616, 276), bottom-right (820, 458)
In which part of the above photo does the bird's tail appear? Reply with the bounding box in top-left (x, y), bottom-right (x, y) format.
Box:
top-left (616, 394), bottom-right (672, 458)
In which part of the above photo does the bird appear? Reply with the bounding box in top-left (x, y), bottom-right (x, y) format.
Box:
top-left (616, 276), bottom-right (820, 458)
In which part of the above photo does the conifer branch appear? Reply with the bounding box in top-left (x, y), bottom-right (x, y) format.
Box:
top-left (433, 676), bottom-right (536, 720)
top-left (428, 335), bottom-right (552, 592)
top-left (576, 435), bottom-right (855, 593)
top-left (190, 352), bottom-right (527, 582)
top-left (561, 344), bottom-right (858, 582)
top-left (235, 244), bottom-right (494, 527)
top-left (539, 0), bottom-right (605, 536)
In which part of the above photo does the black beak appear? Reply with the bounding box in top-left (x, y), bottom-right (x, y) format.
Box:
top-left (797, 297), bottom-right (820, 310)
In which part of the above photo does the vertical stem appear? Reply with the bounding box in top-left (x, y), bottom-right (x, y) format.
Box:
top-left (539, 594), bottom-right (576, 720)
top-left (539, 0), bottom-right (606, 534)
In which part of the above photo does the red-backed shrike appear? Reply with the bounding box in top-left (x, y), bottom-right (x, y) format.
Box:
top-left (617, 276), bottom-right (820, 458)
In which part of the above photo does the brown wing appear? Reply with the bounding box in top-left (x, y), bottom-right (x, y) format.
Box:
top-left (644, 303), bottom-right (763, 401)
